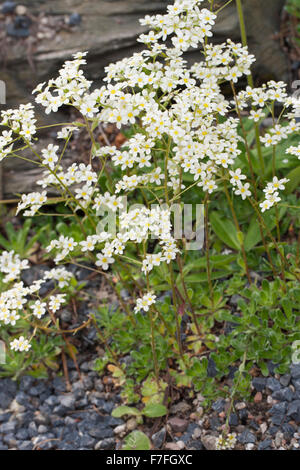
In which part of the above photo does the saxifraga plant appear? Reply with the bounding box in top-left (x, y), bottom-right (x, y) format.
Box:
top-left (0, 0), bottom-right (299, 405)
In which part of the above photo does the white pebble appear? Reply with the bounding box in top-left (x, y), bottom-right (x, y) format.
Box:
top-left (245, 443), bottom-right (255, 450)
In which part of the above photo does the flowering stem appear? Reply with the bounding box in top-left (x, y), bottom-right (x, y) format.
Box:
top-left (230, 82), bottom-right (277, 275)
top-left (169, 264), bottom-right (184, 358)
top-left (222, 175), bottom-right (252, 284)
top-left (25, 139), bottom-right (97, 230)
top-left (235, 0), bottom-right (248, 58)
top-left (177, 254), bottom-right (202, 338)
top-left (150, 306), bottom-right (160, 386)
top-left (109, 275), bottom-right (137, 327)
top-left (204, 194), bottom-right (214, 308)
top-left (216, 0), bottom-right (234, 14)
top-left (224, 349), bottom-right (247, 435)
top-left (146, 270), bottom-right (160, 384)
top-left (249, 198), bottom-right (287, 286)
top-left (84, 117), bottom-right (114, 187)
top-left (271, 103), bottom-right (281, 242)
top-left (163, 135), bottom-right (184, 358)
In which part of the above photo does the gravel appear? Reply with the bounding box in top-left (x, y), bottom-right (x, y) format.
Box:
top-left (1, 265), bottom-right (300, 451)
top-left (0, 363), bottom-right (123, 450)
top-left (2, 361), bottom-right (300, 451)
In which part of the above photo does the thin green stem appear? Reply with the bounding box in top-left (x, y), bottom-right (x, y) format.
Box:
top-left (216, 0), bottom-right (233, 14)
top-left (145, 267), bottom-right (160, 384)
top-left (222, 175), bottom-right (252, 284)
top-left (177, 254), bottom-right (202, 337)
top-left (204, 195), bottom-right (214, 308)
top-left (271, 102), bottom-right (281, 242)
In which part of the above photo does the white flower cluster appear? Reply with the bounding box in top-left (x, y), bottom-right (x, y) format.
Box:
top-left (44, 267), bottom-right (74, 288)
top-left (134, 292), bottom-right (157, 314)
top-left (0, 255), bottom-right (72, 350)
top-left (0, 103), bottom-right (37, 161)
top-left (49, 294), bottom-right (67, 313)
top-left (1, 0), bottom-right (295, 218)
top-left (16, 191), bottom-right (47, 217)
top-left (10, 336), bottom-right (31, 352)
top-left (0, 251), bottom-right (29, 283)
top-left (94, 206), bottom-right (177, 272)
top-left (142, 238), bottom-right (179, 274)
top-left (216, 433), bottom-right (237, 450)
top-left (57, 126), bottom-right (79, 140)
top-left (139, 0), bottom-right (215, 51)
top-left (115, 168), bottom-right (165, 193)
top-left (0, 130), bottom-right (13, 162)
top-left (286, 144), bottom-right (300, 160)
top-left (46, 235), bottom-right (78, 262)
top-left (41, 144), bottom-right (59, 169)
top-left (37, 163), bottom-right (97, 189)
top-left (260, 177), bottom-right (289, 212)
top-left (110, 134), bottom-right (155, 170)
top-left (33, 52), bottom-right (94, 116)
top-left (260, 121), bottom-right (300, 148)
top-left (46, 232), bottom-right (112, 263)
top-left (93, 192), bottom-right (124, 213)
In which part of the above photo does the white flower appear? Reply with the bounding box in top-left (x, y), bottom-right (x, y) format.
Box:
top-left (134, 292), bottom-right (157, 313)
top-left (286, 144), bottom-right (300, 159)
top-left (49, 294), bottom-right (66, 313)
top-left (229, 168), bottom-right (247, 187)
top-left (95, 254), bottom-right (115, 270)
top-left (41, 144), bottom-right (59, 169)
top-left (234, 182), bottom-right (251, 200)
top-left (260, 199), bottom-right (273, 213)
top-left (216, 433), bottom-right (237, 450)
top-left (249, 109), bottom-right (265, 122)
top-left (10, 336), bottom-right (31, 352)
top-left (31, 301), bottom-right (47, 319)
top-left (0, 250), bottom-right (29, 283)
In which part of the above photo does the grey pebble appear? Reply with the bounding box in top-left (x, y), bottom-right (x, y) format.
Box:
top-left (238, 430), bottom-right (256, 444)
top-left (252, 377), bottom-right (267, 392)
top-left (266, 378), bottom-right (281, 392)
top-left (152, 427), bottom-right (166, 449)
top-left (272, 387), bottom-right (294, 402)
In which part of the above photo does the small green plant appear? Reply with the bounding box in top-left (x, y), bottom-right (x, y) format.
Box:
top-left (0, 218), bottom-right (49, 258)
top-left (122, 431), bottom-right (151, 451)
top-left (112, 403), bottom-right (167, 420)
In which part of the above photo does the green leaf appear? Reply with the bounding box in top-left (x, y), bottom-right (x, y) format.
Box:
top-left (143, 403), bottom-right (167, 418)
top-left (0, 233), bottom-right (11, 251)
top-left (285, 166), bottom-right (300, 194)
top-left (122, 431), bottom-right (151, 451)
top-left (111, 406), bottom-right (141, 418)
top-left (183, 270), bottom-right (231, 283)
top-left (258, 361), bottom-right (269, 377)
top-left (210, 212), bottom-right (240, 251)
top-left (186, 254), bottom-right (237, 270)
top-left (244, 206), bottom-right (287, 251)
